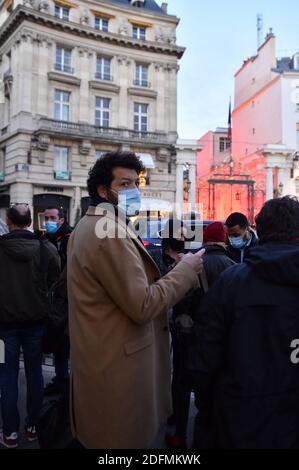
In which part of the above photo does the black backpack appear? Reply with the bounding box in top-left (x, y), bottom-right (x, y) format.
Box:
top-left (37, 383), bottom-right (73, 449)
top-left (42, 267), bottom-right (68, 354)
top-left (48, 266), bottom-right (68, 329)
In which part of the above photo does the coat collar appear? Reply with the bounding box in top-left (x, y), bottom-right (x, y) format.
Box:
top-left (86, 205), bottom-right (159, 270)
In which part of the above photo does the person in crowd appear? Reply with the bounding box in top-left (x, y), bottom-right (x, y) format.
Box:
top-left (165, 221), bottom-right (235, 449)
top-left (225, 212), bottom-right (258, 263)
top-left (192, 196), bottom-right (299, 449)
top-left (0, 205), bottom-right (60, 448)
top-left (67, 152), bottom-right (205, 449)
top-left (44, 207), bottom-right (72, 270)
top-left (44, 207), bottom-right (72, 396)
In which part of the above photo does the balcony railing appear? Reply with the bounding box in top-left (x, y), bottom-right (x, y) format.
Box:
top-left (95, 72), bottom-right (113, 81)
top-left (37, 119), bottom-right (169, 145)
top-left (54, 63), bottom-right (74, 74)
top-left (133, 79), bottom-right (151, 88)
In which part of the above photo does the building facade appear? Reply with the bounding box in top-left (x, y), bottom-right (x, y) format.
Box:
top-left (232, 30), bottom-right (299, 216)
top-left (0, 0), bottom-right (184, 227)
top-left (197, 32), bottom-right (299, 222)
top-left (196, 127), bottom-right (236, 221)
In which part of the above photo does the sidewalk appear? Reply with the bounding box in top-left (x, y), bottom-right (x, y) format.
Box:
top-left (1, 365), bottom-right (197, 450)
top-left (0, 364), bottom-right (55, 450)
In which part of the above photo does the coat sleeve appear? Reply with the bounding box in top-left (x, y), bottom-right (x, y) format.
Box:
top-left (190, 273), bottom-right (234, 398)
top-left (95, 236), bottom-right (200, 325)
top-left (46, 242), bottom-right (61, 289)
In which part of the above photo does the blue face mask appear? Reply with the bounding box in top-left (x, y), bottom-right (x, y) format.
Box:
top-left (229, 236), bottom-right (247, 250)
top-left (117, 188), bottom-right (141, 216)
top-left (44, 221), bottom-right (59, 234)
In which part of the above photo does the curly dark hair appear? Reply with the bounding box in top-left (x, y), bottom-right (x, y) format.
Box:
top-left (255, 196), bottom-right (299, 243)
top-left (87, 152), bottom-right (145, 197)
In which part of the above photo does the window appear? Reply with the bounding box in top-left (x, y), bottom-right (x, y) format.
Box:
top-left (95, 98), bottom-right (110, 128)
top-left (54, 4), bottom-right (70, 20)
top-left (95, 17), bottom-right (109, 32)
top-left (54, 146), bottom-right (70, 180)
top-left (134, 103), bottom-right (148, 132)
top-left (133, 25), bottom-right (146, 40)
top-left (55, 47), bottom-right (73, 74)
top-left (0, 148), bottom-right (5, 181)
top-left (54, 90), bottom-right (70, 121)
top-left (96, 57), bottom-right (111, 81)
top-left (219, 137), bottom-right (231, 153)
top-left (134, 64), bottom-right (149, 87)
top-left (95, 150), bottom-right (105, 160)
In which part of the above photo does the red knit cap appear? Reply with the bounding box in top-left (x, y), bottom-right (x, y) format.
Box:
top-left (203, 222), bottom-right (227, 244)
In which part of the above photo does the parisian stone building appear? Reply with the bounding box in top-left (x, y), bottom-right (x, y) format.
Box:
top-left (0, 0), bottom-right (184, 228)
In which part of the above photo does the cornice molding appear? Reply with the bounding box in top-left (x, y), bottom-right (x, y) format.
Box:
top-left (89, 80), bottom-right (120, 94)
top-left (0, 6), bottom-right (185, 59)
top-left (54, 0), bottom-right (78, 9)
top-left (89, 9), bottom-right (115, 19)
top-left (127, 86), bottom-right (157, 99)
top-left (48, 71), bottom-right (81, 86)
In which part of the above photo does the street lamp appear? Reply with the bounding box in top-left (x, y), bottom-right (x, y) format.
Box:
top-left (278, 182), bottom-right (284, 196)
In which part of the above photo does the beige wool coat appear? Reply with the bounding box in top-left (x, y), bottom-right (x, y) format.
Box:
top-left (67, 205), bottom-right (199, 449)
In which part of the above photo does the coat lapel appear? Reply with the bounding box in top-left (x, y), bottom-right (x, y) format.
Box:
top-left (86, 206), bottom-right (161, 275)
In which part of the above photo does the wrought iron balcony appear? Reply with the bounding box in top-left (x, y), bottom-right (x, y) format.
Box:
top-left (36, 119), bottom-right (170, 146)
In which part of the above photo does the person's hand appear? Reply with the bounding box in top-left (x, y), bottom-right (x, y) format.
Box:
top-left (179, 249), bottom-right (205, 274)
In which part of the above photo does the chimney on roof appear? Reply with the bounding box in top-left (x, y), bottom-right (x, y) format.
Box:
top-left (265, 27), bottom-right (275, 41)
top-left (161, 2), bottom-right (168, 14)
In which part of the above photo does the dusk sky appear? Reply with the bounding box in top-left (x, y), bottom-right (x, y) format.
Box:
top-left (166, 0), bottom-right (299, 139)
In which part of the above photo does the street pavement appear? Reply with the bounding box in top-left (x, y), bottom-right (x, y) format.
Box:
top-left (0, 362), bottom-right (197, 450)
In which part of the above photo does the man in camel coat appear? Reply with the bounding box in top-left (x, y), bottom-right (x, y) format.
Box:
top-left (67, 152), bottom-right (204, 449)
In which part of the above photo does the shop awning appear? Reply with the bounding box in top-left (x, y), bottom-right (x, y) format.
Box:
top-left (140, 198), bottom-right (173, 212)
top-left (137, 153), bottom-right (156, 169)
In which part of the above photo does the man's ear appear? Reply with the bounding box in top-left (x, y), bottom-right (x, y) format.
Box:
top-left (97, 185), bottom-right (108, 199)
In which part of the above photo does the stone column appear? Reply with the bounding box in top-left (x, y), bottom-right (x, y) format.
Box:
top-left (176, 162), bottom-right (184, 217)
top-left (189, 164), bottom-right (197, 209)
top-left (118, 57), bottom-right (130, 128)
top-left (78, 49), bottom-right (92, 123)
top-left (70, 186), bottom-right (81, 227)
top-left (266, 167), bottom-right (274, 201)
top-left (37, 39), bottom-right (50, 117)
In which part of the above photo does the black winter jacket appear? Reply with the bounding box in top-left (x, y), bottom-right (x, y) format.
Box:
top-left (193, 241), bottom-right (299, 449)
top-left (47, 222), bottom-right (72, 270)
top-left (0, 230), bottom-right (60, 327)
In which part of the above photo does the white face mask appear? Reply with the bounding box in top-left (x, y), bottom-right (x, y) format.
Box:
top-left (229, 235), bottom-right (248, 250)
top-left (112, 187), bottom-right (141, 216)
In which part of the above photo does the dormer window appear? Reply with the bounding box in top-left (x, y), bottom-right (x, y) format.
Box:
top-left (130, 0), bottom-right (145, 7)
top-left (133, 25), bottom-right (146, 40)
top-left (55, 4), bottom-right (70, 21)
top-left (95, 16), bottom-right (109, 32)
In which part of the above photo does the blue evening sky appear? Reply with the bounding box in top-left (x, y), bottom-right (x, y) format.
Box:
top-left (166, 0), bottom-right (299, 139)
